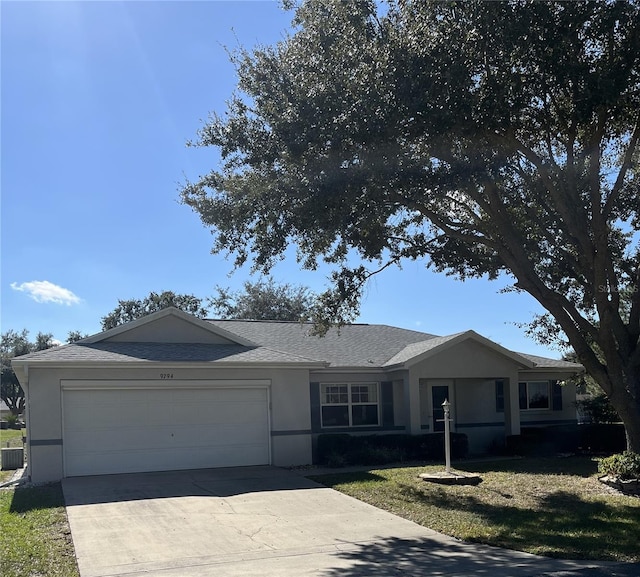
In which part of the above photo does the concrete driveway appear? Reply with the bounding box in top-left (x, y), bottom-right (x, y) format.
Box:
top-left (62, 466), bottom-right (633, 577)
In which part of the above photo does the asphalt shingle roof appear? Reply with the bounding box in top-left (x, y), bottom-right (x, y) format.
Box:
top-left (13, 342), bottom-right (322, 365)
top-left (207, 320), bottom-right (439, 367)
top-left (382, 334), bottom-right (464, 367)
top-left (518, 352), bottom-right (583, 369)
top-left (13, 316), bottom-right (581, 371)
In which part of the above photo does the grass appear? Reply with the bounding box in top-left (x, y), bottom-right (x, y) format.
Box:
top-left (0, 428), bottom-right (26, 484)
top-left (310, 456), bottom-right (640, 562)
top-left (0, 427), bottom-right (25, 448)
top-left (0, 483), bottom-right (79, 577)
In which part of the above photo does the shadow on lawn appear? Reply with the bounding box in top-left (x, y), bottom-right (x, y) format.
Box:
top-left (9, 483), bottom-right (66, 514)
top-left (397, 483), bottom-right (640, 561)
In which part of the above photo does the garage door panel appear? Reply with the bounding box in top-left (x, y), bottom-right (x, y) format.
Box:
top-left (63, 384), bottom-right (270, 476)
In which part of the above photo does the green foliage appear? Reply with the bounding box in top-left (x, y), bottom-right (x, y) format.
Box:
top-left (66, 330), bottom-right (88, 343)
top-left (210, 277), bottom-right (316, 321)
top-left (5, 413), bottom-right (21, 429)
top-left (576, 394), bottom-right (621, 424)
top-left (101, 291), bottom-right (209, 330)
top-left (1, 330), bottom-right (56, 415)
top-left (316, 433), bottom-right (468, 467)
top-left (181, 0), bottom-right (640, 450)
top-left (598, 451), bottom-right (640, 480)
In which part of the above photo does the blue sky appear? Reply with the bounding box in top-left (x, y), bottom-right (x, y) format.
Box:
top-left (1, 1), bottom-right (560, 358)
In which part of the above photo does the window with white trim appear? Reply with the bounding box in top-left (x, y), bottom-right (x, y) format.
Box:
top-left (519, 381), bottom-right (550, 410)
top-left (320, 383), bottom-right (379, 427)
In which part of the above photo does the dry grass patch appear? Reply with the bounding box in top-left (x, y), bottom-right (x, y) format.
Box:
top-left (311, 457), bottom-right (640, 562)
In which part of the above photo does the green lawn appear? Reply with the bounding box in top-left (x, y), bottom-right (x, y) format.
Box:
top-left (311, 457), bottom-right (640, 562)
top-left (0, 427), bottom-right (25, 448)
top-left (0, 428), bottom-right (26, 484)
top-left (0, 484), bottom-right (80, 577)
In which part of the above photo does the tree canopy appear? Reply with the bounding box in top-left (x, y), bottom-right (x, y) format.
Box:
top-left (180, 0), bottom-right (640, 450)
top-left (210, 278), bottom-right (316, 321)
top-left (101, 291), bottom-right (209, 331)
top-left (1, 329), bottom-right (56, 415)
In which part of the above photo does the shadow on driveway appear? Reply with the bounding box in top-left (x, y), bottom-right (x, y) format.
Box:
top-left (62, 465), bottom-right (319, 505)
top-left (320, 536), bottom-right (640, 577)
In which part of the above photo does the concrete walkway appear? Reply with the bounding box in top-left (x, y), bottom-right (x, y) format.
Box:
top-left (62, 466), bottom-right (637, 577)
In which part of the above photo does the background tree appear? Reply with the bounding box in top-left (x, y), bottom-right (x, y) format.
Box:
top-left (1, 330), bottom-right (56, 415)
top-left (67, 330), bottom-right (89, 343)
top-left (180, 1), bottom-right (640, 450)
top-left (101, 291), bottom-right (209, 330)
top-left (210, 278), bottom-right (316, 321)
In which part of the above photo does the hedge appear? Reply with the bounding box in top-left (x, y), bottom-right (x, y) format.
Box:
top-left (505, 423), bottom-right (626, 456)
top-left (316, 432), bottom-right (469, 467)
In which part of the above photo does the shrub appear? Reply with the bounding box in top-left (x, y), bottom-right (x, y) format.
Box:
top-left (5, 413), bottom-right (20, 429)
top-left (578, 423), bottom-right (626, 454)
top-left (505, 424), bottom-right (626, 456)
top-left (598, 451), bottom-right (640, 480)
top-left (575, 394), bottom-right (620, 424)
top-left (316, 433), bottom-right (468, 467)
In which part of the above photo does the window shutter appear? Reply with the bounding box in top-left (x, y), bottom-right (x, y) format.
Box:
top-left (495, 380), bottom-right (504, 413)
top-left (381, 381), bottom-right (394, 426)
top-left (552, 380), bottom-right (563, 411)
top-left (519, 382), bottom-right (528, 410)
top-left (310, 382), bottom-right (321, 432)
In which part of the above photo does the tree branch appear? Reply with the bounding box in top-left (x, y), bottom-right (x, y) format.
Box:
top-left (604, 114), bottom-right (640, 219)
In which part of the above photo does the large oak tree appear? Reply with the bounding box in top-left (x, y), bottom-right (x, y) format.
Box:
top-left (210, 278), bottom-right (316, 321)
top-left (180, 1), bottom-right (640, 450)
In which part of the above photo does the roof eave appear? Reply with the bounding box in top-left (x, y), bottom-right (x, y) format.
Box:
top-left (11, 359), bottom-right (328, 370)
top-left (521, 364), bottom-right (585, 375)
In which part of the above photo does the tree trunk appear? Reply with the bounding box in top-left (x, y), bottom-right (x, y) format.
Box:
top-left (614, 393), bottom-right (640, 454)
top-left (604, 367), bottom-right (640, 454)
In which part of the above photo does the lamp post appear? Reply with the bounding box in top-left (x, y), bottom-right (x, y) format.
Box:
top-left (442, 399), bottom-right (451, 474)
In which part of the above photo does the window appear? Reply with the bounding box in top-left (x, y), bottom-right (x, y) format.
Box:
top-left (320, 383), bottom-right (379, 427)
top-left (519, 381), bottom-right (550, 410)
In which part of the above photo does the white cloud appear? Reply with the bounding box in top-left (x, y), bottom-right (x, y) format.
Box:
top-left (10, 280), bottom-right (81, 305)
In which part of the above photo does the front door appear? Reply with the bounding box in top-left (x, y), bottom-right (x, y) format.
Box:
top-left (432, 385), bottom-right (450, 432)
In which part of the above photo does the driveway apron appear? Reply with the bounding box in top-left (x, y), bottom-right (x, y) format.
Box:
top-left (62, 466), bottom-right (631, 577)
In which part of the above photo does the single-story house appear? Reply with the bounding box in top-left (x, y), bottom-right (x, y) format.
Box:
top-left (12, 307), bottom-right (582, 483)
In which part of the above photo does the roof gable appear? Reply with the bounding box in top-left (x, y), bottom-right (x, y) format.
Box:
top-left (384, 330), bottom-right (536, 369)
top-left (83, 307), bottom-right (255, 346)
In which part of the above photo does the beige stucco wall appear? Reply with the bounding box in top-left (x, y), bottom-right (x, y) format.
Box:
top-left (408, 340), bottom-right (522, 440)
top-left (412, 339), bottom-right (521, 378)
top-left (403, 342), bottom-right (578, 453)
top-left (24, 364), bottom-right (313, 483)
top-left (309, 371), bottom-right (388, 384)
top-left (104, 315), bottom-right (236, 344)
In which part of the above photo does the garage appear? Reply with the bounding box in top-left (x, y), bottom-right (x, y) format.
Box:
top-left (62, 380), bottom-right (270, 477)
